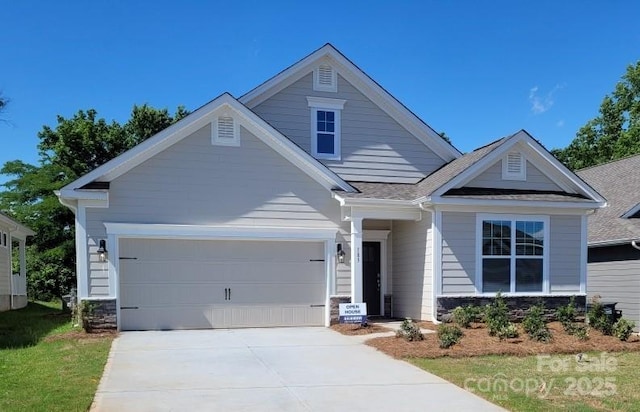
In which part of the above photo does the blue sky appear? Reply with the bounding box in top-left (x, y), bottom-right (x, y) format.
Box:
top-left (1, 1), bottom-right (639, 181)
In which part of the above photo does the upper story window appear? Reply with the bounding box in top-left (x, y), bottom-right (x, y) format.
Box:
top-left (477, 214), bottom-right (549, 294)
top-left (212, 113), bottom-right (240, 147)
top-left (1, 231), bottom-right (7, 248)
top-left (313, 63), bottom-right (337, 92)
top-left (307, 97), bottom-right (346, 160)
top-left (502, 151), bottom-right (526, 180)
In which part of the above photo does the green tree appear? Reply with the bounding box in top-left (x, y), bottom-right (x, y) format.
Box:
top-left (553, 61), bottom-right (640, 170)
top-left (0, 105), bottom-right (189, 299)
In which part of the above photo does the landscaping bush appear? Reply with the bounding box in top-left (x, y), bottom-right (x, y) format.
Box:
top-left (396, 318), bottom-right (423, 342)
top-left (587, 299), bottom-right (613, 335)
top-left (452, 305), bottom-right (480, 328)
top-left (484, 292), bottom-right (510, 336)
top-left (438, 324), bottom-right (463, 348)
top-left (556, 296), bottom-right (577, 332)
top-left (613, 318), bottom-right (636, 342)
top-left (496, 322), bottom-right (519, 340)
top-left (522, 304), bottom-right (552, 342)
top-left (571, 323), bottom-right (590, 341)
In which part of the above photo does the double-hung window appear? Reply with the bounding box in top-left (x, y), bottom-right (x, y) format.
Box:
top-left (478, 214), bottom-right (548, 294)
top-left (307, 97), bottom-right (345, 160)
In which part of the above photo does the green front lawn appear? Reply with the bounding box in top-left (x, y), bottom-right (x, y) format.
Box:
top-left (0, 302), bottom-right (114, 412)
top-left (412, 352), bottom-right (640, 411)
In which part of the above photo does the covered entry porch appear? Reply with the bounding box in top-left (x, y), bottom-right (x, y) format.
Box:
top-left (331, 196), bottom-right (434, 323)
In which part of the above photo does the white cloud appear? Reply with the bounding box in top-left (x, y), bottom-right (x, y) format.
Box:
top-left (529, 84), bottom-right (564, 115)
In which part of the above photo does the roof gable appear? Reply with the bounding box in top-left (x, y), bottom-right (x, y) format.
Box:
top-left (239, 43), bottom-right (461, 163)
top-left (59, 93), bottom-right (354, 200)
top-left (420, 130), bottom-right (605, 205)
top-left (577, 154), bottom-right (640, 245)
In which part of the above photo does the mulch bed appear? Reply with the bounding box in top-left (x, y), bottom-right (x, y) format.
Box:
top-left (331, 323), bottom-right (392, 335)
top-left (44, 329), bottom-right (117, 342)
top-left (366, 322), bottom-right (640, 358)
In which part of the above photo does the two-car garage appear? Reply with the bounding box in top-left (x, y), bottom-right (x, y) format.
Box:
top-left (118, 237), bottom-right (328, 331)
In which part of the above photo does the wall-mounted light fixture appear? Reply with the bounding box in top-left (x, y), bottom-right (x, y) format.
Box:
top-left (97, 239), bottom-right (108, 263)
top-left (337, 243), bottom-right (346, 264)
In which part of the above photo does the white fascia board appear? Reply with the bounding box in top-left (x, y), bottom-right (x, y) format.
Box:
top-left (57, 189), bottom-right (108, 201)
top-left (331, 193), bottom-right (414, 207)
top-left (521, 136), bottom-right (606, 203)
top-left (59, 93), bottom-right (354, 194)
top-left (103, 223), bottom-right (339, 241)
top-left (431, 130), bottom-right (607, 205)
top-left (430, 195), bottom-right (603, 211)
top-left (620, 203), bottom-right (640, 218)
top-left (0, 214), bottom-right (35, 237)
top-left (60, 94), bottom-right (238, 191)
top-left (239, 44), bottom-right (461, 162)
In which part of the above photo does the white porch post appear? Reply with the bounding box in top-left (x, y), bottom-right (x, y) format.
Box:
top-left (350, 218), bottom-right (363, 303)
top-left (19, 239), bottom-right (26, 277)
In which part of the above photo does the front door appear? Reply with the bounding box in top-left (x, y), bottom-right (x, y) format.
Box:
top-left (363, 241), bottom-right (381, 316)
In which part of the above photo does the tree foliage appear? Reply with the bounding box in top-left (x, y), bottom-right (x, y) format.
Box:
top-left (0, 104), bottom-right (188, 299)
top-left (552, 61), bottom-right (640, 170)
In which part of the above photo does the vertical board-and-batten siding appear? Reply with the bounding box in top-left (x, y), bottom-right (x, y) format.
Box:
top-left (251, 73), bottom-right (446, 183)
top-left (392, 215), bottom-right (432, 320)
top-left (441, 212), bottom-right (476, 294)
top-left (549, 215), bottom-right (581, 293)
top-left (466, 161), bottom-right (562, 191)
top-left (587, 245), bottom-right (640, 330)
top-left (84, 124), bottom-right (344, 297)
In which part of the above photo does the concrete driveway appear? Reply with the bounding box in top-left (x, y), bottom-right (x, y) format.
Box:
top-left (92, 328), bottom-right (503, 411)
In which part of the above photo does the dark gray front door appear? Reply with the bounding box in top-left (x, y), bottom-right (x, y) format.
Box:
top-left (363, 241), bottom-right (381, 316)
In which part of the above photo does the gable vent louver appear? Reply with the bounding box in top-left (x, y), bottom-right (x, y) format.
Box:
top-left (502, 152), bottom-right (526, 180)
top-left (507, 153), bottom-right (522, 174)
top-left (318, 65), bottom-right (334, 86)
top-left (217, 116), bottom-right (235, 140)
top-left (212, 114), bottom-right (240, 147)
top-left (313, 63), bottom-right (337, 92)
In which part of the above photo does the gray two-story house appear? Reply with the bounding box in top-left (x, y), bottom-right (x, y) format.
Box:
top-left (57, 44), bottom-right (605, 331)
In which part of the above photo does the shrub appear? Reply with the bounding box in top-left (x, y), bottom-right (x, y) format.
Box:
top-left (587, 299), bottom-right (613, 335)
top-left (484, 292), bottom-right (510, 336)
top-left (571, 324), bottom-right (590, 341)
top-left (523, 304), bottom-right (552, 342)
top-left (438, 324), bottom-right (464, 348)
top-left (496, 322), bottom-right (519, 340)
top-left (396, 318), bottom-right (424, 342)
top-left (613, 318), bottom-right (636, 341)
top-left (452, 305), bottom-right (480, 328)
top-left (556, 296), bottom-right (577, 332)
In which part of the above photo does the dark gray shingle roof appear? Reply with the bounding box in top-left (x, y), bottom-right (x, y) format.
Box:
top-left (577, 155), bottom-right (640, 245)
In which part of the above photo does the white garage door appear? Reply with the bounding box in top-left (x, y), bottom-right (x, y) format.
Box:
top-left (119, 238), bottom-right (326, 330)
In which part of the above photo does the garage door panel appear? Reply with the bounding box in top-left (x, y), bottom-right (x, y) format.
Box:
top-left (121, 261), bottom-right (325, 284)
top-left (119, 238), bottom-right (327, 330)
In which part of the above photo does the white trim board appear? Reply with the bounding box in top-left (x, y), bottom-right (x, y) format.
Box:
top-left (103, 223), bottom-right (339, 241)
top-left (58, 93), bottom-right (355, 197)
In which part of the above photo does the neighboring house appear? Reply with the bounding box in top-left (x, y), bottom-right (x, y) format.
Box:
top-left (577, 155), bottom-right (640, 330)
top-left (0, 212), bottom-right (35, 311)
top-left (57, 44), bottom-right (605, 331)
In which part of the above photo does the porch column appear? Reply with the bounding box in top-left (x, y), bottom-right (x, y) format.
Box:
top-left (19, 239), bottom-right (26, 277)
top-left (350, 218), bottom-right (363, 303)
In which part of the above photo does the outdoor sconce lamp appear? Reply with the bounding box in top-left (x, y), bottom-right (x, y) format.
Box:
top-left (97, 239), bottom-right (108, 263)
top-left (337, 243), bottom-right (346, 264)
